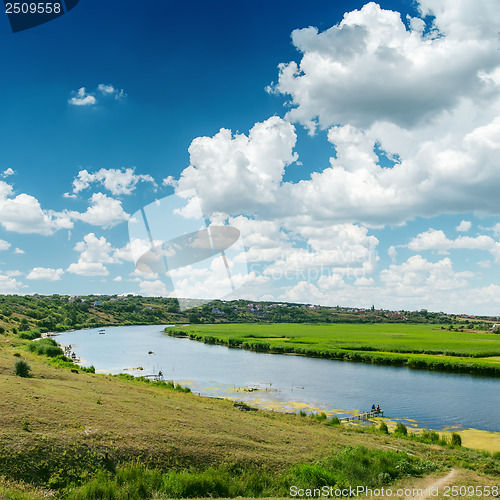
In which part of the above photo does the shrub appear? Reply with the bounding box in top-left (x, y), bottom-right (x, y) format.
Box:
top-left (421, 429), bottom-right (440, 443)
top-left (450, 432), bottom-right (462, 447)
top-left (18, 330), bottom-right (41, 340)
top-left (327, 416), bottom-right (341, 426)
top-left (312, 412), bottom-right (327, 422)
top-left (394, 423), bottom-right (408, 436)
top-left (27, 338), bottom-right (63, 357)
top-left (14, 359), bottom-right (32, 378)
top-left (379, 421), bottom-right (389, 434)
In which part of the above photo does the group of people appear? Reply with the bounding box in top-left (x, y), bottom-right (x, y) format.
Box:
top-left (371, 403), bottom-right (382, 413)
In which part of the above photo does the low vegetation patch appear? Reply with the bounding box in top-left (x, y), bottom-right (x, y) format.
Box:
top-left (59, 446), bottom-right (438, 499)
top-left (113, 373), bottom-right (191, 392)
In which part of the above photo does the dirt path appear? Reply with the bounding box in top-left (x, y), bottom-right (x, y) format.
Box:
top-left (413, 469), bottom-right (457, 499)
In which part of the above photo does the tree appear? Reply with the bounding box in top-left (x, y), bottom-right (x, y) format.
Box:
top-left (188, 312), bottom-right (201, 324)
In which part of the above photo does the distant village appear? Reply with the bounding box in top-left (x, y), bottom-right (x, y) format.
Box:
top-left (26, 293), bottom-right (500, 330)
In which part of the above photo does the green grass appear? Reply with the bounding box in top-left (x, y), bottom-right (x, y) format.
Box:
top-left (165, 323), bottom-right (500, 375)
top-left (62, 446), bottom-right (436, 499)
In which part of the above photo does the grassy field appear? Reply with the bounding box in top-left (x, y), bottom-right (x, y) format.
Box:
top-left (165, 323), bottom-right (500, 375)
top-left (1, 329), bottom-right (499, 499)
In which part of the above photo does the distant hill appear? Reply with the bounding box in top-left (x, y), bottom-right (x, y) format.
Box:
top-left (0, 294), bottom-right (497, 341)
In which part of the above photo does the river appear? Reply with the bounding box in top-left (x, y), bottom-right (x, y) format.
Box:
top-left (57, 324), bottom-right (500, 433)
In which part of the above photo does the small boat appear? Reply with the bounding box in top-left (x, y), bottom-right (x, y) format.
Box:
top-left (98, 329), bottom-right (105, 334)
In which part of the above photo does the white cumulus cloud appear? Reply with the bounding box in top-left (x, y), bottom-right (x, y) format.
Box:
top-left (407, 228), bottom-right (500, 261)
top-left (0, 181), bottom-right (73, 235)
top-left (75, 193), bottom-right (130, 228)
top-left (67, 233), bottom-right (120, 276)
top-left (177, 116), bottom-right (298, 215)
top-left (26, 267), bottom-right (64, 281)
top-left (456, 220), bottom-right (472, 232)
top-left (0, 240), bottom-right (11, 251)
top-left (71, 167), bottom-right (156, 196)
top-left (272, 1), bottom-right (500, 131)
top-left (69, 87), bottom-right (97, 106)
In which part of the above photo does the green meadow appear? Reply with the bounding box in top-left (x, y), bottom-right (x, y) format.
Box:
top-left (165, 323), bottom-right (500, 376)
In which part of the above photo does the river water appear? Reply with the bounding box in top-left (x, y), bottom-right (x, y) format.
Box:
top-left (58, 324), bottom-right (500, 433)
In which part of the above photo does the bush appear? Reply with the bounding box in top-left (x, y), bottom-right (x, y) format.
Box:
top-left (328, 417), bottom-right (341, 426)
top-left (27, 338), bottom-right (63, 357)
top-left (14, 359), bottom-right (32, 378)
top-left (450, 432), bottom-right (462, 447)
top-left (421, 429), bottom-right (440, 443)
top-left (312, 412), bottom-right (327, 422)
top-left (379, 421), bottom-right (389, 434)
top-left (394, 423), bottom-right (408, 436)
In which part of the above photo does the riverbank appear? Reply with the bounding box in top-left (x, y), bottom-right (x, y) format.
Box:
top-left (165, 323), bottom-right (500, 376)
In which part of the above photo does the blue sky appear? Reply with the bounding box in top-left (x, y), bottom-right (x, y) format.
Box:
top-left (1, 0), bottom-right (500, 314)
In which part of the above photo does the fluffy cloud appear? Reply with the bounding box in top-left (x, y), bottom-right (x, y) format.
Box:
top-left (69, 84), bottom-right (125, 106)
top-left (69, 87), bottom-right (96, 106)
top-left (26, 267), bottom-right (64, 281)
top-left (272, 1), bottom-right (500, 131)
top-left (275, 253), bottom-right (500, 314)
top-left (0, 181), bottom-right (73, 235)
top-left (0, 273), bottom-right (23, 293)
top-left (67, 233), bottom-right (120, 276)
top-left (138, 279), bottom-right (169, 297)
top-left (235, 1), bottom-right (495, 226)
top-left (177, 116), bottom-right (297, 215)
top-left (407, 228), bottom-right (500, 261)
top-left (112, 242), bottom-right (134, 262)
top-left (70, 167), bottom-right (156, 196)
top-left (97, 84), bottom-right (126, 100)
top-left (0, 240), bottom-right (11, 251)
top-left (172, 3), bottom-right (500, 228)
top-left (262, 223), bottom-right (378, 279)
top-left (168, 257), bottom-right (250, 301)
top-left (2, 168), bottom-right (14, 178)
top-left (75, 193), bottom-right (130, 228)
top-left (380, 255), bottom-right (473, 292)
top-left (175, 107), bottom-right (500, 227)
top-left (456, 220), bottom-right (472, 232)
